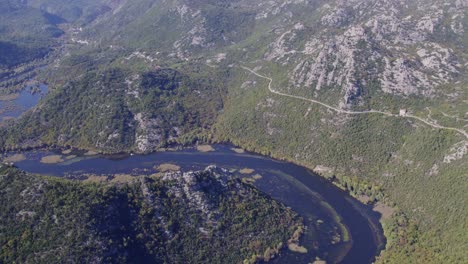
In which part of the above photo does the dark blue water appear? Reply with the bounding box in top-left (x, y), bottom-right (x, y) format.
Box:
top-left (12, 145), bottom-right (385, 263)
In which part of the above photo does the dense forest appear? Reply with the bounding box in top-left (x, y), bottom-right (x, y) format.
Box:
top-left (214, 67), bottom-right (467, 263)
top-left (0, 66), bottom-right (225, 152)
top-left (0, 165), bottom-right (303, 263)
top-left (0, 0), bottom-right (466, 263)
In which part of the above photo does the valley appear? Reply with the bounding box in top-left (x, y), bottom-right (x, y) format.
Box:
top-left (0, 0), bottom-right (467, 263)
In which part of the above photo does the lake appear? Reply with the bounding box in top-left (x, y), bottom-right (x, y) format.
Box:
top-left (11, 145), bottom-right (385, 263)
top-left (0, 84), bottom-right (48, 121)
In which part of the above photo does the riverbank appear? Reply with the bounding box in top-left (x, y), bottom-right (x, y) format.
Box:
top-left (5, 143), bottom-right (385, 263)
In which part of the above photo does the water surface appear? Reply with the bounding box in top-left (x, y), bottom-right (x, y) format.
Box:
top-left (12, 145), bottom-right (385, 263)
top-left (0, 84), bottom-right (48, 121)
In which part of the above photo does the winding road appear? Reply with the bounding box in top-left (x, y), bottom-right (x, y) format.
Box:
top-left (241, 66), bottom-right (468, 139)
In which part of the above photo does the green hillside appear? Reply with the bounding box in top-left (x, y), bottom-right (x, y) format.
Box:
top-left (0, 0), bottom-right (467, 263)
top-left (0, 165), bottom-right (302, 263)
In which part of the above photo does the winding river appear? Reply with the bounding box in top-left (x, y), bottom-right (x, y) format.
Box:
top-left (10, 145), bottom-right (385, 263)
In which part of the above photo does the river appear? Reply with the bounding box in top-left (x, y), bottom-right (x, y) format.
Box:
top-left (10, 145), bottom-right (385, 263)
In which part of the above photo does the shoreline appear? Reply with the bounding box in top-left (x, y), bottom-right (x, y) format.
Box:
top-left (2, 140), bottom-right (387, 262)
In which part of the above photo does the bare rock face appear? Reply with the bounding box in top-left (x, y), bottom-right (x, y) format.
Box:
top-left (162, 166), bottom-right (231, 219)
top-left (73, 0), bottom-right (464, 110)
top-left (444, 141), bottom-right (468, 164)
top-left (262, 0), bottom-right (465, 108)
top-left (133, 112), bottom-right (164, 153)
top-left (138, 166), bottom-right (232, 238)
top-left (146, 166), bottom-right (241, 237)
top-left (321, 7), bottom-right (350, 27)
top-left (288, 25), bottom-right (369, 107)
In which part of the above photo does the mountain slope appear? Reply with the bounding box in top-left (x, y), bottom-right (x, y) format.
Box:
top-left (0, 165), bottom-right (303, 263)
top-left (0, 2), bottom-right (62, 68)
top-left (0, 65), bottom-right (225, 152)
top-left (0, 0), bottom-right (467, 263)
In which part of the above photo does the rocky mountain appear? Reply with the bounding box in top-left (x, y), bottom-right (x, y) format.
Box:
top-left (0, 0), bottom-right (467, 263)
top-left (47, 0), bottom-right (467, 121)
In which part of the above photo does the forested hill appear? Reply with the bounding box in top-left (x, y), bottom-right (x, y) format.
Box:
top-left (0, 165), bottom-right (302, 263)
top-left (0, 66), bottom-right (226, 153)
top-left (0, 0), bottom-right (467, 263)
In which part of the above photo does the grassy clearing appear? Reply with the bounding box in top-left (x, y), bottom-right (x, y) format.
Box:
top-left (110, 174), bottom-right (137, 184)
top-left (287, 243), bottom-right (308, 253)
top-left (197, 145), bottom-right (215, 152)
top-left (155, 163), bottom-right (181, 172)
top-left (373, 202), bottom-right (395, 220)
top-left (40, 155), bottom-right (64, 164)
top-left (4, 154), bottom-right (25, 163)
top-left (231, 147), bottom-right (245, 153)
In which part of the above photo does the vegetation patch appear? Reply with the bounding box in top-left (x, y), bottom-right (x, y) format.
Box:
top-left (110, 174), bottom-right (137, 184)
top-left (231, 148), bottom-right (245, 154)
top-left (287, 226), bottom-right (307, 253)
top-left (83, 175), bottom-right (108, 183)
top-left (197, 145), bottom-right (215, 152)
top-left (288, 243), bottom-right (308, 254)
top-left (65, 155), bottom-right (77, 160)
top-left (373, 202), bottom-right (395, 220)
top-left (155, 163), bottom-right (181, 172)
top-left (40, 155), bottom-right (64, 164)
top-left (0, 94), bottom-right (20, 101)
top-left (4, 154), bottom-right (26, 163)
top-left (252, 174), bottom-right (263, 180)
top-left (239, 168), bottom-right (255, 174)
top-left (62, 149), bottom-right (73, 154)
top-left (242, 177), bottom-right (255, 184)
